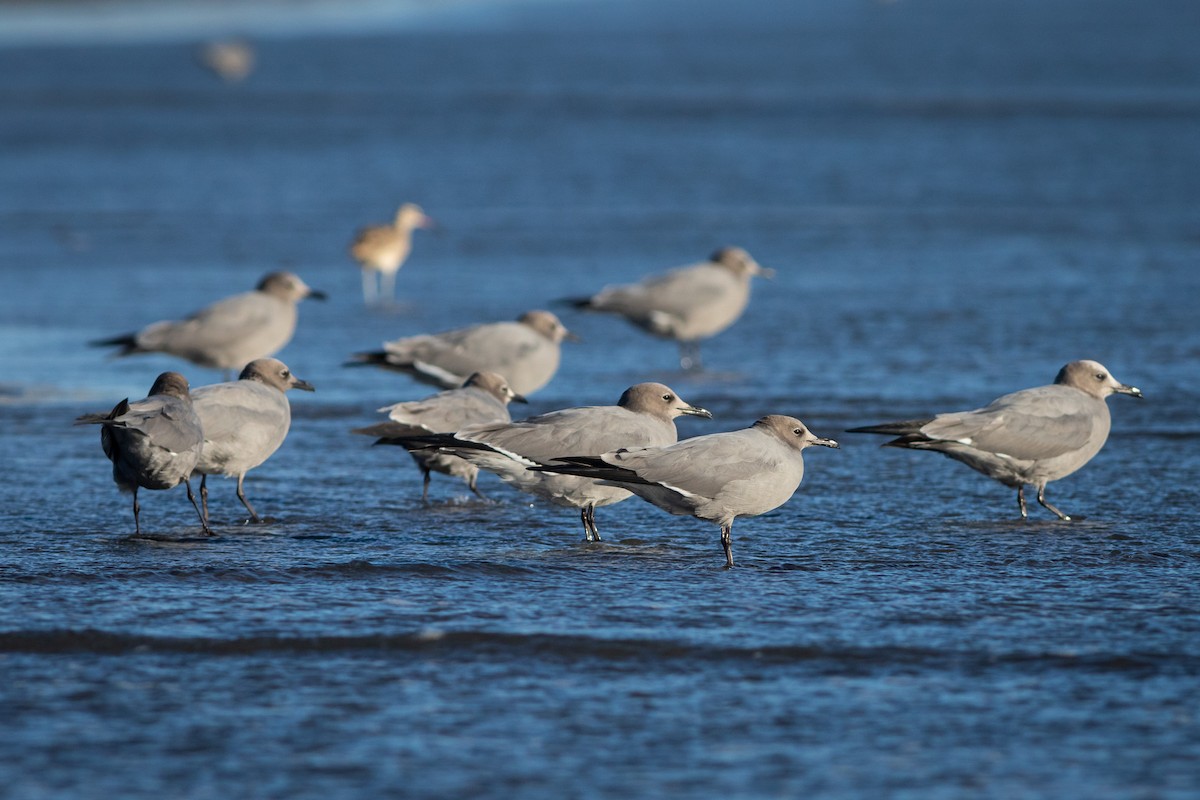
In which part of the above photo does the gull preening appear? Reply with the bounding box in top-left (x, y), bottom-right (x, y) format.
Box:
top-left (539, 415), bottom-right (837, 567)
top-left (350, 203), bottom-right (436, 306)
top-left (191, 358), bottom-right (315, 523)
top-left (91, 271), bottom-right (326, 377)
top-left (352, 371), bottom-right (526, 501)
top-left (372, 383), bottom-right (712, 540)
top-left (568, 246), bottom-right (773, 370)
top-left (848, 360), bottom-right (1143, 520)
top-left (75, 371), bottom-right (209, 536)
top-left (349, 310), bottom-right (575, 396)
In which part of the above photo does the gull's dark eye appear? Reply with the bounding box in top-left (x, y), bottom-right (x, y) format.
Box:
top-left (794, 428), bottom-right (804, 436)
top-left (663, 394), bottom-right (673, 402)
top-left (1095, 372), bottom-right (1106, 382)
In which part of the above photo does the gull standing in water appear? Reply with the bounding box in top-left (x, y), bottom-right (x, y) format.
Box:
top-left (352, 371), bottom-right (526, 501)
top-left (91, 271), bottom-right (326, 378)
top-left (190, 358), bottom-right (314, 523)
top-left (539, 415), bottom-right (837, 567)
top-left (847, 360), bottom-right (1142, 520)
top-left (567, 247), bottom-right (773, 370)
top-left (349, 310), bottom-right (575, 396)
top-left (372, 383), bottom-right (711, 541)
top-left (75, 371), bottom-right (209, 536)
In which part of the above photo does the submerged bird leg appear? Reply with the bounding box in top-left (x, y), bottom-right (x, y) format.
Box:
top-left (580, 506), bottom-right (594, 541)
top-left (1036, 485), bottom-right (1072, 521)
top-left (679, 341), bottom-right (703, 372)
top-left (235, 473), bottom-right (260, 523)
top-left (421, 468), bottom-right (432, 504)
top-left (200, 474), bottom-right (210, 523)
top-left (720, 523), bottom-right (734, 569)
top-left (132, 487), bottom-right (142, 536)
top-left (185, 478), bottom-right (214, 535)
top-left (1017, 485), bottom-right (1028, 519)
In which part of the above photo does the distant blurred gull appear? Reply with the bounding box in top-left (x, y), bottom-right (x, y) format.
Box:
top-left (350, 203), bottom-right (436, 306)
top-left (198, 39), bottom-right (255, 83)
top-left (568, 246), bottom-right (773, 370)
top-left (539, 415), bottom-right (837, 567)
top-left (92, 271), bottom-right (325, 376)
top-left (353, 371), bottom-right (526, 501)
top-left (75, 371), bottom-right (209, 536)
top-left (848, 359), bottom-right (1143, 520)
top-left (373, 382), bottom-right (711, 540)
top-left (349, 310), bottom-right (575, 396)
top-left (191, 358), bottom-right (314, 523)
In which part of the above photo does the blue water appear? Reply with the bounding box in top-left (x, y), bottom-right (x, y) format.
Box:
top-left (2, 0), bottom-right (1200, 796)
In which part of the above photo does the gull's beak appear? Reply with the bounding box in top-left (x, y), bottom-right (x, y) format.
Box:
top-left (811, 436), bottom-right (839, 449)
top-left (680, 404), bottom-right (713, 419)
top-left (307, 288), bottom-right (328, 301)
top-left (511, 391), bottom-right (529, 404)
top-left (563, 330), bottom-right (582, 343)
top-left (422, 215), bottom-right (441, 233)
top-left (756, 265), bottom-right (777, 279)
top-left (292, 377), bottom-right (315, 392)
top-left (1116, 383), bottom-right (1143, 398)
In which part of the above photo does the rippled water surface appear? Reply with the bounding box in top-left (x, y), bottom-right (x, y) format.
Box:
top-left (2, 0), bottom-right (1200, 796)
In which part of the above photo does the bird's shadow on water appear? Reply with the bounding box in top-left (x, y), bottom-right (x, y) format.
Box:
top-left (113, 531), bottom-right (217, 547)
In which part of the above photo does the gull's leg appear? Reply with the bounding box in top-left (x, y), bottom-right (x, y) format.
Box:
top-left (200, 474), bottom-right (210, 523)
top-left (720, 523), bottom-right (734, 568)
top-left (185, 478), bottom-right (213, 535)
top-left (1017, 485), bottom-right (1028, 519)
top-left (132, 486), bottom-right (141, 536)
top-left (579, 504), bottom-right (601, 542)
top-left (467, 473), bottom-right (488, 502)
top-left (1037, 485), bottom-right (1072, 521)
top-left (587, 504), bottom-right (601, 542)
top-left (421, 468), bottom-right (432, 504)
top-left (235, 473), bottom-right (260, 523)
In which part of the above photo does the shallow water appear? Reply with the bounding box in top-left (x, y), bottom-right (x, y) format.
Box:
top-left (2, 0), bottom-right (1200, 796)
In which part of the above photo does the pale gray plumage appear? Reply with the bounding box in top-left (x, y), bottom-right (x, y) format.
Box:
top-left (191, 358), bottom-right (314, 523)
top-left (74, 371), bottom-right (209, 536)
top-left (92, 271), bottom-right (326, 374)
top-left (351, 371), bottom-right (526, 501)
top-left (540, 415), bottom-right (837, 567)
top-left (349, 310), bottom-right (575, 396)
top-left (570, 247), bottom-right (773, 370)
top-left (374, 382), bottom-right (712, 540)
top-left (847, 359), bottom-right (1143, 520)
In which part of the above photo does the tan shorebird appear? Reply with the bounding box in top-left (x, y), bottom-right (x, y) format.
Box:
top-left (350, 203), bottom-right (436, 306)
